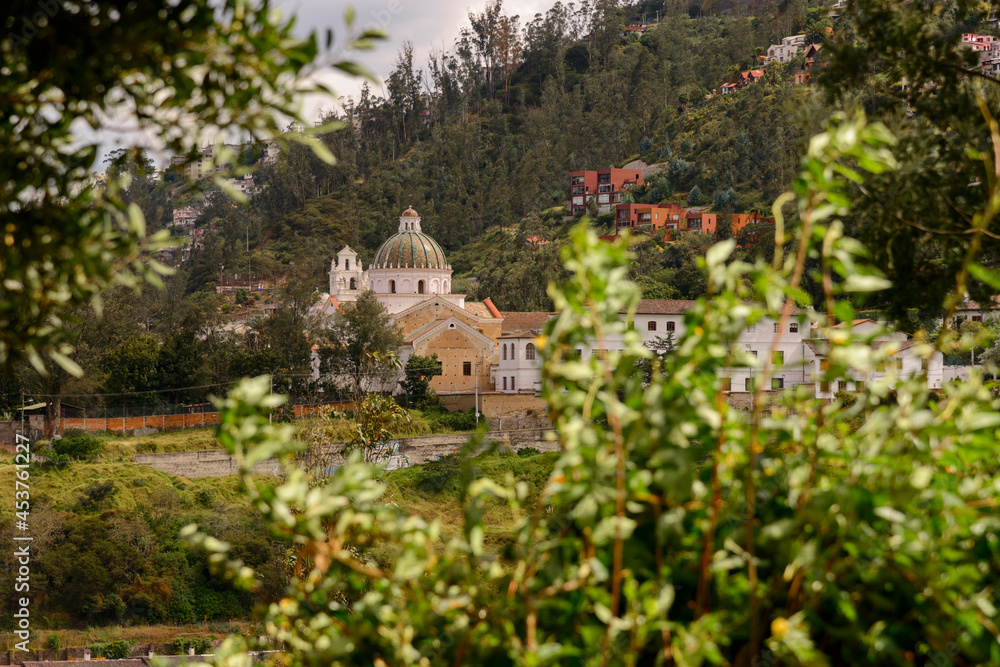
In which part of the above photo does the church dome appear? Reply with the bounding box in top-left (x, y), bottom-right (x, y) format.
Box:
top-left (373, 231), bottom-right (448, 269)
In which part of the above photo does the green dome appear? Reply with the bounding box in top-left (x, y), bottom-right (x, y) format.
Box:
top-left (372, 231), bottom-right (448, 269)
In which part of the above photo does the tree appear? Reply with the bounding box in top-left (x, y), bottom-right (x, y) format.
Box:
top-left (100, 333), bottom-right (161, 406)
top-left (687, 185), bottom-right (702, 206)
top-left (638, 136), bottom-right (654, 157)
top-left (1, 0), bottom-right (380, 376)
top-left (400, 354), bottom-right (443, 401)
top-left (819, 0), bottom-right (1000, 322)
top-left (317, 291), bottom-right (404, 395)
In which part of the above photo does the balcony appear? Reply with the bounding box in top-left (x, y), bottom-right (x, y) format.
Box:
top-left (571, 176), bottom-right (585, 185)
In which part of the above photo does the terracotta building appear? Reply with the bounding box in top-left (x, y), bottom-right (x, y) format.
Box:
top-left (570, 168), bottom-right (644, 214)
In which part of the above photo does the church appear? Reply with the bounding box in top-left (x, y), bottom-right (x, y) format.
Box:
top-left (316, 208), bottom-right (504, 395)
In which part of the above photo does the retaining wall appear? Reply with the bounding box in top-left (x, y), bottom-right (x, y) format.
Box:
top-left (133, 429), bottom-right (559, 478)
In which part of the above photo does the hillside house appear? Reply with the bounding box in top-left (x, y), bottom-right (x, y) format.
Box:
top-left (765, 34), bottom-right (806, 64)
top-left (737, 69), bottom-right (764, 88)
top-left (570, 168), bottom-right (644, 214)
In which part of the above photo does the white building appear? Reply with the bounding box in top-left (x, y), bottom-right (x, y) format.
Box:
top-left (324, 208), bottom-right (465, 314)
top-left (765, 34), bottom-right (806, 64)
top-left (492, 301), bottom-right (946, 400)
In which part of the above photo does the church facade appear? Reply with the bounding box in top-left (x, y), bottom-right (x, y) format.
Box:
top-left (318, 208), bottom-right (503, 395)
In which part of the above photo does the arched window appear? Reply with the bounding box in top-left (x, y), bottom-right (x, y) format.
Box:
top-left (511, 345), bottom-right (516, 360)
top-left (525, 343), bottom-right (535, 360)
top-left (503, 344), bottom-right (507, 360)
top-left (511, 376), bottom-right (515, 391)
top-left (349, 277), bottom-right (356, 290)
top-left (503, 377), bottom-right (507, 391)
top-left (390, 280), bottom-right (396, 294)
top-left (418, 280), bottom-right (425, 294)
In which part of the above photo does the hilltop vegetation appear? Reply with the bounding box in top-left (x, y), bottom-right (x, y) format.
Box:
top-left (0, 448), bottom-right (553, 629)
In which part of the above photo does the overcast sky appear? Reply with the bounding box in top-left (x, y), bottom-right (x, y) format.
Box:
top-left (97, 0), bottom-right (554, 167)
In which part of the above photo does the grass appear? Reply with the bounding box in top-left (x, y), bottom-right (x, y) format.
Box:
top-left (384, 450), bottom-right (559, 548)
top-left (0, 456), bottom-right (262, 515)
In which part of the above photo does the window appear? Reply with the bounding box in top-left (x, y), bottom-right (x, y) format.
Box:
top-left (511, 376), bottom-right (516, 391)
top-left (855, 380), bottom-right (865, 392)
top-left (503, 377), bottom-right (507, 391)
top-left (463, 362), bottom-right (471, 376)
top-left (820, 359), bottom-right (830, 372)
top-left (746, 324), bottom-right (756, 333)
top-left (749, 349), bottom-right (758, 358)
top-left (576, 349), bottom-right (582, 359)
top-left (648, 321), bottom-right (657, 331)
top-left (512, 345), bottom-right (517, 360)
top-left (745, 377), bottom-right (754, 391)
top-left (771, 377), bottom-right (784, 390)
top-left (721, 377), bottom-right (731, 391)
top-left (773, 351), bottom-right (784, 365)
top-left (789, 322), bottom-right (798, 333)
top-left (526, 343), bottom-right (535, 360)
top-left (973, 315), bottom-right (983, 322)
top-left (503, 344), bottom-right (507, 361)
top-left (349, 277), bottom-right (356, 290)
top-left (820, 380), bottom-right (830, 392)
top-left (773, 323), bottom-right (781, 333)
top-left (418, 280), bottom-right (425, 294)
top-left (390, 280), bottom-right (396, 293)
top-left (345, 259), bottom-right (350, 270)
top-left (837, 380), bottom-right (848, 392)
top-left (667, 321), bottom-right (676, 332)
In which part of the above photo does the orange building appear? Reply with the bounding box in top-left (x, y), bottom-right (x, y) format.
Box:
top-left (570, 168), bottom-right (644, 214)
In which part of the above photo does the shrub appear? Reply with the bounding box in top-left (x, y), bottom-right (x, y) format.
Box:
top-left (53, 434), bottom-right (105, 461)
top-left (46, 634), bottom-right (62, 651)
top-left (516, 447), bottom-right (541, 457)
top-left (60, 427), bottom-right (87, 439)
top-left (171, 636), bottom-right (214, 655)
top-left (88, 640), bottom-right (133, 659)
top-left (77, 481), bottom-right (119, 509)
top-left (195, 489), bottom-right (213, 507)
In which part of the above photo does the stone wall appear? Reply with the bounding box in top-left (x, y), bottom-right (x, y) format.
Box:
top-left (480, 393), bottom-right (551, 430)
top-left (133, 429), bottom-right (559, 478)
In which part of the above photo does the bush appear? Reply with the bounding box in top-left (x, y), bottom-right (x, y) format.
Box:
top-left (171, 636), bottom-right (214, 655)
top-left (88, 640), bottom-right (133, 659)
top-left (60, 427), bottom-right (87, 439)
top-left (517, 447), bottom-right (541, 457)
top-left (53, 434), bottom-right (105, 461)
top-left (195, 489), bottom-right (213, 507)
top-left (46, 634), bottom-right (62, 651)
top-left (77, 480), bottom-right (119, 509)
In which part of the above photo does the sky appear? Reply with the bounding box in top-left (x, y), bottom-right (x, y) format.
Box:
top-left (95, 0), bottom-right (554, 167)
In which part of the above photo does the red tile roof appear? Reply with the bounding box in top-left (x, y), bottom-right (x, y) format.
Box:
top-left (501, 312), bottom-right (554, 332)
top-left (629, 299), bottom-right (698, 314)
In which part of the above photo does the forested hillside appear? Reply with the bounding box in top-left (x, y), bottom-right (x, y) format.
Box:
top-left (7, 0), bottom-right (999, 417)
top-left (185, 0), bottom-right (836, 307)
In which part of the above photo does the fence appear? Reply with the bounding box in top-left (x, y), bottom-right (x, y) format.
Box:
top-left (0, 402), bottom-right (351, 446)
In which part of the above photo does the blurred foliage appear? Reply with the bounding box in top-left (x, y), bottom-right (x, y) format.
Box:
top-left (185, 115), bottom-right (1000, 665)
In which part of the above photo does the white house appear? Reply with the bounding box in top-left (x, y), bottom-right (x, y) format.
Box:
top-left (491, 301), bottom-right (948, 401)
top-left (765, 34), bottom-right (806, 64)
